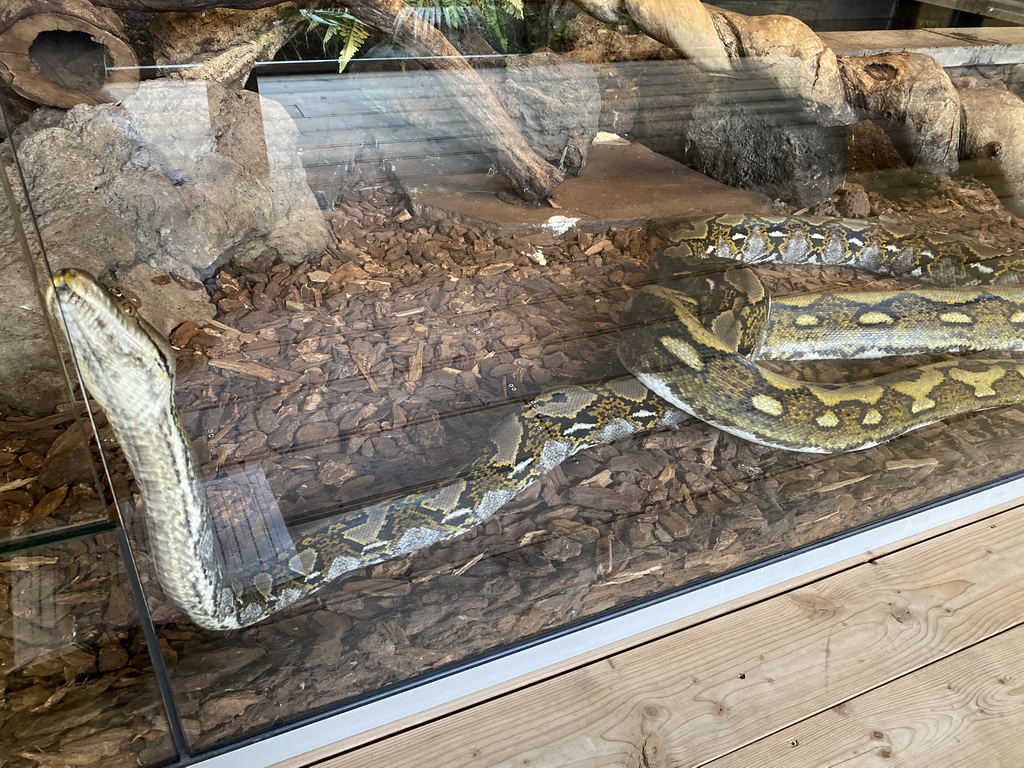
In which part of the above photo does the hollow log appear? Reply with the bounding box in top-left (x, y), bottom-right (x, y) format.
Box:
top-left (0, 0), bottom-right (139, 108)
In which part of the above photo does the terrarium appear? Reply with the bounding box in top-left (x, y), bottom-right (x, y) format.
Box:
top-left (3, 0), bottom-right (1024, 765)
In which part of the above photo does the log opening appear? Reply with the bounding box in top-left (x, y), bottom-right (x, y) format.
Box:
top-left (0, 0), bottom-right (139, 108)
top-left (29, 30), bottom-right (108, 93)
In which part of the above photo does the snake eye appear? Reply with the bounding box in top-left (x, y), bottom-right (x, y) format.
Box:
top-left (121, 300), bottom-right (138, 316)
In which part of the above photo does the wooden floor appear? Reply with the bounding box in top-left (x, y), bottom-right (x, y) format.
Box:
top-left (276, 500), bottom-right (1024, 768)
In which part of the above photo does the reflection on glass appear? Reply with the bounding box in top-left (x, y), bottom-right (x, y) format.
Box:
top-left (4, 0), bottom-right (1024, 760)
top-left (0, 98), bottom-right (107, 543)
top-left (0, 533), bottom-right (175, 768)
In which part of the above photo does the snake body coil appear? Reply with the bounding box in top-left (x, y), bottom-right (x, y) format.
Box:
top-left (49, 215), bottom-right (1024, 629)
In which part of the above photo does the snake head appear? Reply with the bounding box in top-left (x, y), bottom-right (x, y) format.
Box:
top-left (48, 269), bottom-right (177, 417)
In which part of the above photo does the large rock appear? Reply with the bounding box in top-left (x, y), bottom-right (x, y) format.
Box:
top-left (15, 79), bottom-right (329, 281)
top-left (115, 263), bottom-right (215, 338)
top-left (0, 162), bottom-right (70, 415)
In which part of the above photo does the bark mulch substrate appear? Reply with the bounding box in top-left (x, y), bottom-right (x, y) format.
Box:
top-left (6, 171), bottom-right (1024, 766)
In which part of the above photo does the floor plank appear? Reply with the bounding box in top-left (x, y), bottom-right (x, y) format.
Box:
top-left (707, 624), bottom-right (1024, 767)
top-left (313, 505), bottom-right (1024, 768)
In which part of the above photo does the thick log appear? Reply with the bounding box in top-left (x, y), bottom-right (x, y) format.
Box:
top-left (571, 0), bottom-right (729, 71)
top-left (957, 82), bottom-right (1024, 217)
top-left (710, 10), bottom-right (854, 127)
top-left (151, 5), bottom-right (302, 88)
top-left (623, 0), bottom-right (729, 72)
top-left (340, 0), bottom-right (562, 201)
top-left (0, 0), bottom-right (139, 108)
top-left (839, 52), bottom-right (960, 173)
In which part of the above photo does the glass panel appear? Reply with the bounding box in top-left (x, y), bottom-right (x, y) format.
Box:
top-left (0, 532), bottom-right (176, 768)
top-left (5, 0), bottom-right (1023, 758)
top-left (0, 98), bottom-right (108, 542)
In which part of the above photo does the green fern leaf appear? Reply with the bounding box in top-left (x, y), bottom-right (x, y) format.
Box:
top-left (337, 17), bottom-right (370, 73)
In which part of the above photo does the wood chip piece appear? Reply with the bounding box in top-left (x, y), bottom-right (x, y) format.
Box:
top-left (27, 485), bottom-right (68, 523)
top-left (885, 458), bottom-right (940, 471)
top-left (208, 359), bottom-right (281, 381)
top-left (0, 476), bottom-right (34, 493)
top-left (812, 474), bottom-right (871, 494)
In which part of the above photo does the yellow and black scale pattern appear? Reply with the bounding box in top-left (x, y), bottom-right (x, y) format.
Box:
top-left (48, 214), bottom-right (1024, 628)
top-left (621, 214), bottom-right (1024, 453)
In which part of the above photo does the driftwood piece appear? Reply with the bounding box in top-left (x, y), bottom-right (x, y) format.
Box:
top-left (0, 0), bottom-right (139, 108)
top-left (839, 52), bottom-right (960, 173)
top-left (95, 0), bottom-right (563, 201)
top-left (566, 0), bottom-right (1024, 209)
top-left (571, 0), bottom-right (728, 71)
top-left (151, 5), bottom-right (302, 88)
top-left (332, 0), bottom-right (563, 202)
top-left (710, 10), bottom-right (854, 127)
top-left (622, 0), bottom-right (729, 72)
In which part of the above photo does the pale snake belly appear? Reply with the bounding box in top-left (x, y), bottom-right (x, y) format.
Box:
top-left (48, 215), bottom-right (1024, 629)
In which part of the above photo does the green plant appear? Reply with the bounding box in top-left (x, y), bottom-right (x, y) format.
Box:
top-left (292, 9), bottom-right (371, 71)
top-left (291, 0), bottom-right (525, 72)
top-left (407, 0), bottom-right (524, 49)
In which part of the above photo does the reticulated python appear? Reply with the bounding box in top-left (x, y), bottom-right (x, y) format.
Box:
top-left (49, 215), bottom-right (1024, 629)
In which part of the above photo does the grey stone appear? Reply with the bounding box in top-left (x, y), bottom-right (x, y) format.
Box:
top-left (14, 79), bottom-right (328, 280)
top-left (0, 166), bottom-right (73, 415)
top-left (115, 263), bottom-right (215, 337)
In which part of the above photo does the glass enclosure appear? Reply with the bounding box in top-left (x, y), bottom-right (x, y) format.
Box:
top-left (4, 0), bottom-right (1024, 764)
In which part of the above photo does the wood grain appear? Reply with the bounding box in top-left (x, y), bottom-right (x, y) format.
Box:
top-left (0, 0), bottom-right (138, 108)
top-left (707, 624), bottom-right (1024, 767)
top-left (308, 504), bottom-right (1024, 768)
